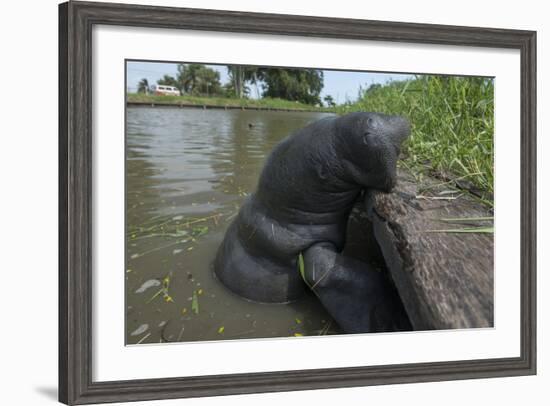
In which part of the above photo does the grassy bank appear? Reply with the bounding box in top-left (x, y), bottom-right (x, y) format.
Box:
top-left (337, 76), bottom-right (494, 196)
top-left (127, 93), bottom-right (334, 112)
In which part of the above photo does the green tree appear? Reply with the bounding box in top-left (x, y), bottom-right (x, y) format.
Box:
top-left (176, 64), bottom-right (222, 96)
top-left (137, 78), bottom-right (149, 94)
top-left (323, 95), bottom-right (336, 107)
top-left (257, 68), bottom-right (324, 105)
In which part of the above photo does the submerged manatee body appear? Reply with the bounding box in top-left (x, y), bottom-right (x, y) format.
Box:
top-left (214, 112), bottom-right (411, 332)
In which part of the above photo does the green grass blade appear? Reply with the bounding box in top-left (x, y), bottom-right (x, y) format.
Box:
top-left (425, 226), bottom-right (494, 233)
top-left (438, 216), bottom-right (494, 222)
top-left (298, 253), bottom-right (306, 283)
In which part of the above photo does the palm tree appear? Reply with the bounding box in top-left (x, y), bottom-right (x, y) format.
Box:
top-left (137, 78), bottom-right (149, 94)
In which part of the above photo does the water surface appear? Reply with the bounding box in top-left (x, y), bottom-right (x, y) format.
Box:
top-left (126, 107), bottom-right (339, 344)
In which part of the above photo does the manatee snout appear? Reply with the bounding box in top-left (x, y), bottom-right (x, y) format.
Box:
top-left (364, 113), bottom-right (410, 151)
top-left (370, 114), bottom-right (410, 193)
top-left (388, 115), bottom-right (411, 148)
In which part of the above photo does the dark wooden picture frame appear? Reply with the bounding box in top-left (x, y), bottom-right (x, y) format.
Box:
top-left (59, 1), bottom-right (537, 404)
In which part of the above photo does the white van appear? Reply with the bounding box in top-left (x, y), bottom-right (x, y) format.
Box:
top-left (152, 84), bottom-right (180, 96)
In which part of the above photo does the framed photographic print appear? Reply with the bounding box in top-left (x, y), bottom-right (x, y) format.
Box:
top-left (59, 1), bottom-right (536, 404)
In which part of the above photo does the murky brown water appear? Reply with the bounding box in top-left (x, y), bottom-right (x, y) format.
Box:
top-left (125, 107), bottom-right (340, 344)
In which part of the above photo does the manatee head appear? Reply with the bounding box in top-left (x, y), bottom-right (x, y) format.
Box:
top-left (335, 112), bottom-right (411, 192)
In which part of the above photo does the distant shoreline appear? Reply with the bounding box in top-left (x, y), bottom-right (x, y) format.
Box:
top-left (126, 93), bottom-right (335, 113)
top-left (127, 100), bottom-right (331, 113)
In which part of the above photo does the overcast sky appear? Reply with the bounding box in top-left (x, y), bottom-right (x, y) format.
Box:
top-left (127, 61), bottom-right (414, 104)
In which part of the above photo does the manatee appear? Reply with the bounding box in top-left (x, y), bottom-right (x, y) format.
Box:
top-left (214, 112), bottom-right (411, 333)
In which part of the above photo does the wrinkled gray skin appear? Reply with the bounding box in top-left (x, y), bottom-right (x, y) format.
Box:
top-left (214, 112), bottom-right (411, 333)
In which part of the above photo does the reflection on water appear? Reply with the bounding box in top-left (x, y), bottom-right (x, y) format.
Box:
top-left (126, 107), bottom-right (338, 344)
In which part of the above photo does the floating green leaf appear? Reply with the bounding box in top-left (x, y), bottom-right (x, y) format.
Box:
top-left (192, 291), bottom-right (199, 314)
top-left (191, 225), bottom-right (209, 237)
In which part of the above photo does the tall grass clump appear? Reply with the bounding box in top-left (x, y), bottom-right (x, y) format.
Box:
top-left (337, 76), bottom-right (494, 194)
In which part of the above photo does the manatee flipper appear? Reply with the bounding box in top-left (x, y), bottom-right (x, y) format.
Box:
top-left (302, 242), bottom-right (411, 333)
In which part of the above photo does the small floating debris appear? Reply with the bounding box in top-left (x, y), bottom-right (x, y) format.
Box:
top-left (136, 332), bottom-right (151, 344)
top-left (135, 279), bottom-right (161, 294)
top-left (177, 325), bottom-right (186, 341)
top-left (192, 290), bottom-right (200, 314)
top-left (127, 213), bottom-right (220, 242)
top-left (130, 324), bottom-right (149, 336)
top-left (218, 326), bottom-right (225, 334)
top-left (191, 225), bottom-right (209, 237)
top-left (162, 275), bottom-right (174, 302)
top-left (146, 274), bottom-right (174, 303)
